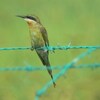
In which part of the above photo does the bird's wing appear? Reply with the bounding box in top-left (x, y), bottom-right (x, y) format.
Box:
top-left (40, 26), bottom-right (49, 46)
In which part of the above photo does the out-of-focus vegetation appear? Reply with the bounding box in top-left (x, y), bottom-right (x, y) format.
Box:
top-left (0, 0), bottom-right (100, 100)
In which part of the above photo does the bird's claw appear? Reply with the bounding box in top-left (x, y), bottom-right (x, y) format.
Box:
top-left (52, 50), bottom-right (55, 53)
top-left (31, 46), bottom-right (34, 51)
top-left (50, 50), bottom-right (55, 54)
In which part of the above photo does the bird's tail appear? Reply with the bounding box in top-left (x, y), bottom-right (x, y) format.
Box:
top-left (36, 50), bottom-right (56, 87)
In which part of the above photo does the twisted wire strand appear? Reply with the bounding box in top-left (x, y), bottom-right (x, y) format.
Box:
top-left (0, 63), bottom-right (99, 71)
top-left (0, 46), bottom-right (99, 100)
top-left (0, 46), bottom-right (100, 51)
top-left (35, 48), bottom-right (96, 100)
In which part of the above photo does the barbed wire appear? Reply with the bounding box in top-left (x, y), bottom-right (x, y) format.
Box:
top-left (35, 48), bottom-right (96, 100)
top-left (0, 46), bottom-right (100, 100)
top-left (0, 45), bottom-right (100, 51)
top-left (0, 63), bottom-right (99, 71)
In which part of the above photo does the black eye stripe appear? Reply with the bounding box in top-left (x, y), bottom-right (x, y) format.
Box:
top-left (26, 16), bottom-right (37, 21)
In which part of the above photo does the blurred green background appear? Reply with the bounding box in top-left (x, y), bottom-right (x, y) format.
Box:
top-left (0, 0), bottom-right (100, 100)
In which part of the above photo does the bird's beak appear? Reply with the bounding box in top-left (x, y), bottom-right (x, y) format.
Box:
top-left (16, 15), bottom-right (26, 19)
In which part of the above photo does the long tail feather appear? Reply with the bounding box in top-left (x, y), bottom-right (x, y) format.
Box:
top-left (36, 50), bottom-right (56, 87)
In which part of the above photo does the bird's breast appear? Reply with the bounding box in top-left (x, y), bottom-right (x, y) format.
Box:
top-left (30, 30), bottom-right (45, 47)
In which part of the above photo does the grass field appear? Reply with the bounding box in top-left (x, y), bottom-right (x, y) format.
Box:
top-left (0, 0), bottom-right (100, 100)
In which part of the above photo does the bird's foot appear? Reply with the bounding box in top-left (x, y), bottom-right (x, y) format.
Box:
top-left (31, 46), bottom-right (34, 51)
top-left (53, 82), bottom-right (56, 88)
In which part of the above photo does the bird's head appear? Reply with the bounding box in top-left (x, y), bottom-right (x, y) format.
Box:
top-left (17, 15), bottom-right (41, 24)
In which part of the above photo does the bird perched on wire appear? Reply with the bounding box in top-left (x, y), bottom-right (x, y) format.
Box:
top-left (17, 15), bottom-right (56, 87)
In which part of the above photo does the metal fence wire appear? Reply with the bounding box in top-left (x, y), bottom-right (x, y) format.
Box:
top-left (0, 45), bottom-right (100, 100)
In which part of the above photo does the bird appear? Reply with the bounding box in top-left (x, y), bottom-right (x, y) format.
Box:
top-left (17, 15), bottom-right (56, 87)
